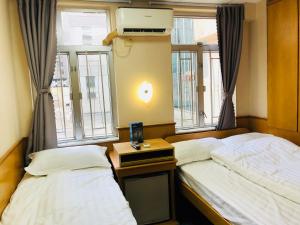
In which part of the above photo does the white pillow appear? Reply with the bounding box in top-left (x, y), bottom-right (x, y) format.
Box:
top-left (172, 138), bottom-right (224, 166)
top-left (25, 145), bottom-right (111, 176)
top-left (221, 132), bottom-right (272, 146)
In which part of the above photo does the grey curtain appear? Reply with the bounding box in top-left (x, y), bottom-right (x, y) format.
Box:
top-left (216, 5), bottom-right (244, 130)
top-left (18, 0), bottom-right (57, 162)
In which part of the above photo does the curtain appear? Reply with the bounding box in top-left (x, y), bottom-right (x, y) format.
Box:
top-left (216, 5), bottom-right (244, 130)
top-left (18, 0), bottom-right (57, 163)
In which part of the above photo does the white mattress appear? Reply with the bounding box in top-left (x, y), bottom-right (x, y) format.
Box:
top-left (0, 168), bottom-right (137, 225)
top-left (212, 136), bottom-right (300, 204)
top-left (179, 160), bottom-right (300, 225)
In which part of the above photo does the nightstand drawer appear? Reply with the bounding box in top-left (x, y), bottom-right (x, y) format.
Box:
top-left (124, 172), bottom-right (170, 225)
top-left (120, 149), bottom-right (174, 167)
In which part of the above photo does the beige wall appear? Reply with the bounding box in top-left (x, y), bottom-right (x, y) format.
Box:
top-left (236, 0), bottom-right (268, 118)
top-left (0, 0), bottom-right (32, 156)
top-left (112, 3), bottom-right (267, 127)
top-left (248, 0), bottom-right (267, 118)
top-left (112, 1), bottom-right (268, 126)
top-left (113, 37), bottom-right (174, 127)
top-left (236, 22), bottom-right (250, 116)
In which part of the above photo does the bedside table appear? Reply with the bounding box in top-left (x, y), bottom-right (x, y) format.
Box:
top-left (109, 138), bottom-right (177, 225)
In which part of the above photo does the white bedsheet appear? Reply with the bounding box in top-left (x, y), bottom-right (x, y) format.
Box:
top-left (211, 136), bottom-right (300, 204)
top-left (0, 168), bottom-right (137, 225)
top-left (179, 160), bottom-right (300, 225)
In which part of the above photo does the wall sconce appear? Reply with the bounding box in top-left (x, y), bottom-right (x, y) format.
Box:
top-left (138, 81), bottom-right (153, 103)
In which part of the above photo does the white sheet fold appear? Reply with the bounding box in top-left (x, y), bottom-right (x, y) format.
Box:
top-left (211, 136), bottom-right (300, 204)
top-left (179, 160), bottom-right (300, 225)
top-left (0, 168), bottom-right (137, 225)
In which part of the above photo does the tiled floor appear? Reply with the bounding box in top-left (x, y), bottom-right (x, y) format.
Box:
top-left (176, 194), bottom-right (212, 225)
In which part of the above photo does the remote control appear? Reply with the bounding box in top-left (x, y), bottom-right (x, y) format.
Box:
top-left (131, 143), bottom-right (141, 150)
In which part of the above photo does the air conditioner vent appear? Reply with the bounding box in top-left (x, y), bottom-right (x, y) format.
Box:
top-left (123, 28), bottom-right (166, 33)
top-left (116, 8), bottom-right (173, 36)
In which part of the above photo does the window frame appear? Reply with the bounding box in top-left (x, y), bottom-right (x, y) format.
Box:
top-left (171, 44), bottom-right (205, 129)
top-left (54, 8), bottom-right (118, 143)
top-left (56, 46), bottom-right (117, 143)
top-left (171, 16), bottom-right (221, 132)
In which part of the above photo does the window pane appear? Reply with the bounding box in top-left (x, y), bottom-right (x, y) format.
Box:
top-left (172, 17), bottom-right (217, 45)
top-left (172, 16), bottom-right (224, 131)
top-left (172, 51), bottom-right (199, 129)
top-left (203, 51), bottom-right (223, 126)
top-left (57, 11), bottom-right (109, 46)
top-left (51, 54), bottom-right (75, 140)
top-left (77, 53), bottom-right (113, 138)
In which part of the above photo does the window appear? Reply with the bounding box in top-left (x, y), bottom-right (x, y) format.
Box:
top-left (172, 17), bottom-right (227, 131)
top-left (51, 10), bottom-right (115, 142)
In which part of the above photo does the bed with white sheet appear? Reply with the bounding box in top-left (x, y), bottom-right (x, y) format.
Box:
top-left (0, 145), bottom-right (137, 225)
top-left (170, 131), bottom-right (300, 225)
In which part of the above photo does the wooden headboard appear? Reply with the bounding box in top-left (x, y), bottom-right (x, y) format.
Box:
top-left (0, 138), bottom-right (27, 217)
top-left (165, 128), bottom-right (250, 143)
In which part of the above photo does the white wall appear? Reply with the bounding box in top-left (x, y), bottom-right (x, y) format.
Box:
top-left (0, 0), bottom-right (32, 156)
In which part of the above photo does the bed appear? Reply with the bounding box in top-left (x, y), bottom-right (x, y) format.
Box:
top-left (0, 142), bottom-right (137, 225)
top-left (166, 128), bottom-right (300, 225)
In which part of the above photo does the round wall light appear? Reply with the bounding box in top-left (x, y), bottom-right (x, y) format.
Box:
top-left (138, 81), bottom-right (153, 103)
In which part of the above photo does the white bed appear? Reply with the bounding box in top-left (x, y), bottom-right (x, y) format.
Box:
top-left (176, 133), bottom-right (300, 225)
top-left (179, 160), bottom-right (300, 225)
top-left (1, 168), bottom-right (136, 225)
top-left (0, 146), bottom-right (137, 225)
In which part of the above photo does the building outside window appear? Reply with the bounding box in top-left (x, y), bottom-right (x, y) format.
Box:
top-left (171, 17), bottom-right (232, 131)
top-left (51, 10), bottom-right (116, 142)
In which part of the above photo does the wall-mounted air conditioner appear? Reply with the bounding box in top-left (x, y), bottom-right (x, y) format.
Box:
top-left (116, 8), bottom-right (173, 36)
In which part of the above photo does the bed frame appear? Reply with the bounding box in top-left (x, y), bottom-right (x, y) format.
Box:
top-left (0, 138), bottom-right (27, 217)
top-left (165, 128), bottom-right (249, 225)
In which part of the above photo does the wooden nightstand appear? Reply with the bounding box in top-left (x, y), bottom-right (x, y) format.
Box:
top-left (109, 138), bottom-right (177, 225)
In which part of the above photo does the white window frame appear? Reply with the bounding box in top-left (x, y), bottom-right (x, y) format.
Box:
top-left (171, 16), bottom-right (220, 132)
top-left (172, 44), bottom-right (205, 129)
top-left (54, 9), bottom-right (117, 143)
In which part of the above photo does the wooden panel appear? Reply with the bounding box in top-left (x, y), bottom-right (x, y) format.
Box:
top-left (267, 0), bottom-right (283, 5)
top-left (109, 150), bottom-right (177, 177)
top-left (0, 138), bottom-right (26, 217)
top-left (236, 116), bottom-right (268, 133)
top-left (165, 128), bottom-right (249, 143)
top-left (299, 0), bottom-right (300, 133)
top-left (267, 0), bottom-right (298, 131)
top-left (113, 139), bottom-right (174, 155)
top-left (92, 123), bottom-right (176, 152)
top-left (237, 116), bottom-right (300, 146)
top-left (113, 139), bottom-right (175, 167)
top-left (118, 123), bottom-right (176, 143)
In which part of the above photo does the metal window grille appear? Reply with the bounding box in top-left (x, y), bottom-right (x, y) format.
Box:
top-left (52, 10), bottom-right (116, 142)
top-left (171, 16), bottom-right (224, 131)
top-left (52, 48), bottom-right (116, 142)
